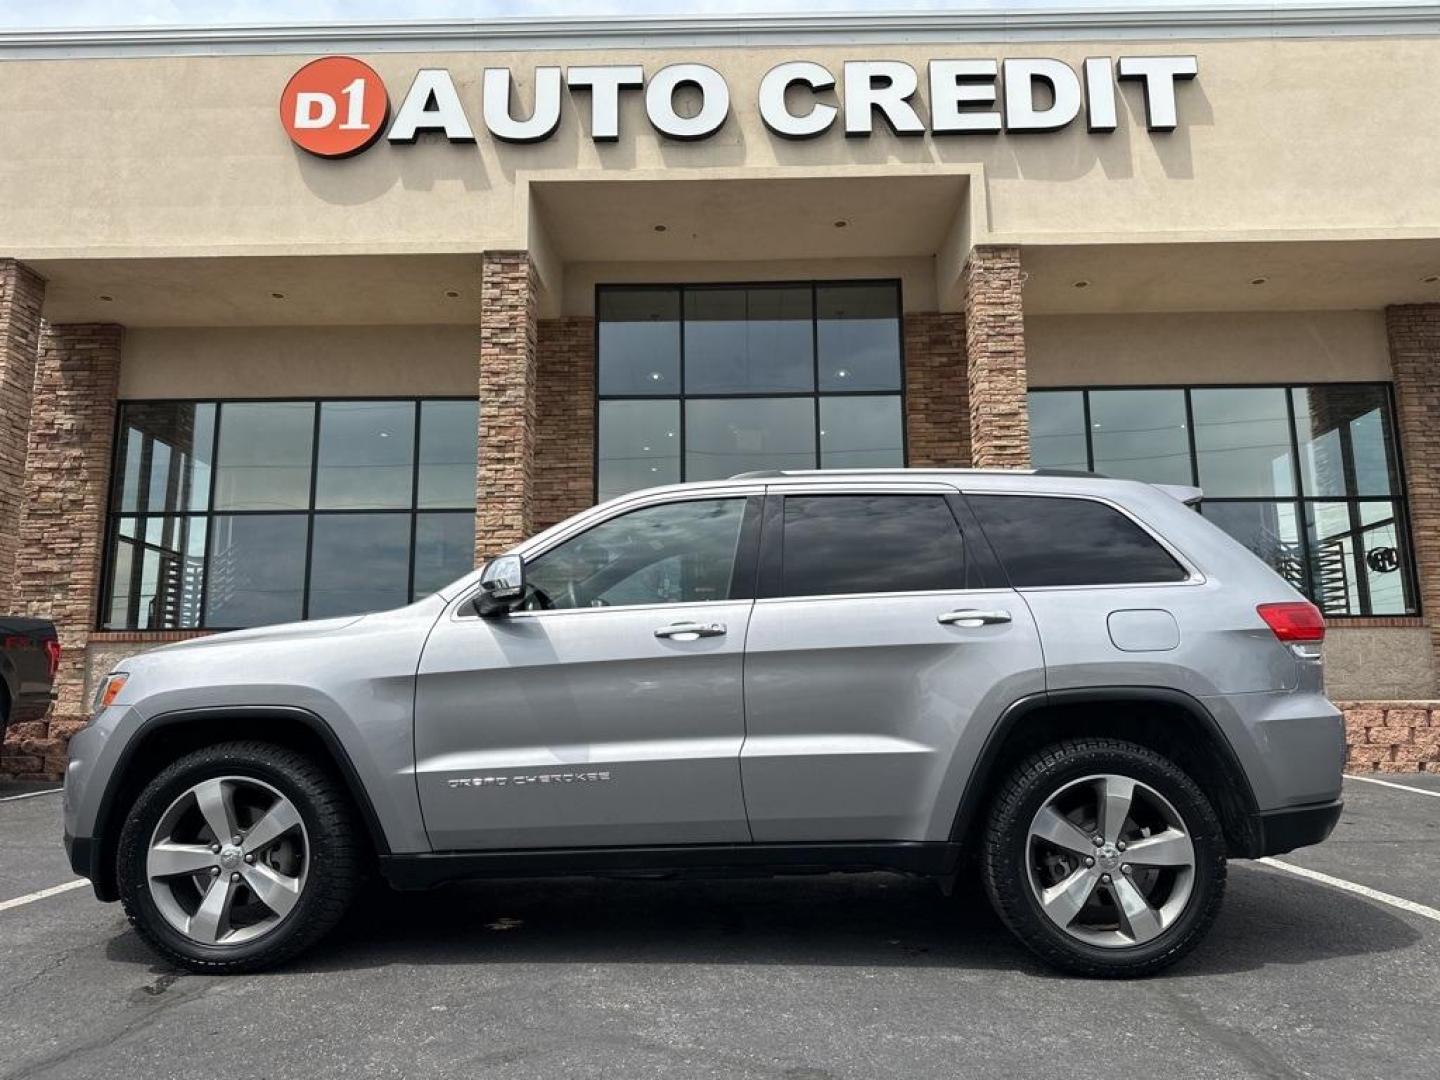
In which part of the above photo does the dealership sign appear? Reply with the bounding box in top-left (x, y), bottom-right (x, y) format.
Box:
top-left (281, 54), bottom-right (1198, 158)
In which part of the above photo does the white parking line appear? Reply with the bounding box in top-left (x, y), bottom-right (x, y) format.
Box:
top-left (1256, 858), bottom-right (1440, 925)
top-left (0, 879), bottom-right (89, 913)
top-left (1345, 773), bottom-right (1440, 799)
top-left (0, 788), bottom-right (62, 803)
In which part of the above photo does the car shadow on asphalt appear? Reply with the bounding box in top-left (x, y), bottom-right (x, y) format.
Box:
top-left (99, 862), bottom-right (1424, 979)
top-left (109, 861), bottom-right (1409, 980)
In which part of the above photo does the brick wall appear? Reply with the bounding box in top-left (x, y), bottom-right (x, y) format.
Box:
top-left (1, 324), bottom-right (121, 780)
top-left (962, 246), bottom-right (1030, 470)
top-left (534, 316), bottom-right (596, 531)
top-left (1385, 305), bottom-right (1440, 674)
top-left (477, 251), bottom-right (539, 559)
top-left (1340, 701), bottom-right (1440, 773)
top-left (904, 312), bottom-right (970, 467)
top-left (0, 260), bottom-right (45, 611)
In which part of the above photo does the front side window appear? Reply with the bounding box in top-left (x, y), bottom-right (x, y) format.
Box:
top-left (524, 498), bottom-right (748, 611)
top-left (1028, 384), bottom-right (1416, 615)
top-left (969, 495), bottom-right (1188, 588)
top-left (779, 494), bottom-right (969, 597)
top-left (596, 282), bottom-right (905, 501)
top-left (102, 398), bottom-right (478, 630)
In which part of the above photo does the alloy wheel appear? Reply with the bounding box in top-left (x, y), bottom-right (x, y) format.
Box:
top-left (145, 776), bottom-right (310, 947)
top-left (1025, 773), bottom-right (1196, 948)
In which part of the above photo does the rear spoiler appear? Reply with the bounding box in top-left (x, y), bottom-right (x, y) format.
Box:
top-left (1154, 484), bottom-right (1203, 507)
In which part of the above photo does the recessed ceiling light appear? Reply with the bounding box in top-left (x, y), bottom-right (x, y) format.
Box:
top-left (444, 289), bottom-right (461, 298)
top-left (1249, 277), bottom-right (1268, 286)
top-left (271, 291), bottom-right (286, 299)
top-left (98, 294), bottom-right (114, 302)
top-left (653, 224), bottom-right (667, 232)
top-left (1073, 280), bottom-right (1090, 289)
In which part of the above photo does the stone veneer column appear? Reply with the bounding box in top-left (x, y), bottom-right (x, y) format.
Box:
top-left (962, 246), bottom-right (1030, 469)
top-left (534, 316), bottom-right (596, 531)
top-left (2, 324), bottom-right (121, 780)
top-left (903, 312), bottom-right (970, 467)
top-left (476, 251), bottom-right (539, 559)
top-left (0, 259), bottom-right (46, 611)
top-left (1385, 305), bottom-right (1440, 670)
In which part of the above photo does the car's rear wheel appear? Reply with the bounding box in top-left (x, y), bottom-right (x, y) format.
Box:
top-left (117, 741), bottom-right (360, 973)
top-left (981, 737), bottom-right (1226, 978)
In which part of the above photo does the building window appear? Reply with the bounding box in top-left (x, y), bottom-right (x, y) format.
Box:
top-left (102, 398), bottom-right (478, 630)
top-left (596, 282), bottom-right (905, 501)
top-left (1028, 384), bottom-right (1417, 617)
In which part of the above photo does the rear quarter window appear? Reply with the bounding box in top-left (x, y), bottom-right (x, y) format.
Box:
top-left (968, 494), bottom-right (1189, 587)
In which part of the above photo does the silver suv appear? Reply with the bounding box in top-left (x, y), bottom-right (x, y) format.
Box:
top-left (63, 469), bottom-right (1345, 977)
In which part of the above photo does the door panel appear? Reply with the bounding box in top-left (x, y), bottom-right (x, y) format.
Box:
top-left (415, 601), bottom-right (753, 851)
top-left (739, 487), bottom-right (1044, 843)
top-left (741, 591), bottom-right (1043, 841)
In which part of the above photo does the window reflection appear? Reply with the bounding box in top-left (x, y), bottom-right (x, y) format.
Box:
top-left (104, 398), bottom-right (478, 629)
top-left (597, 289), bottom-right (680, 396)
top-left (686, 398), bottom-right (816, 482)
top-left (816, 284), bottom-right (901, 391)
top-left (308, 513), bottom-right (411, 619)
top-left (685, 287), bottom-right (813, 394)
top-left (204, 514), bottom-right (308, 628)
top-left (1088, 389), bottom-right (1191, 486)
top-left (597, 281), bottom-right (905, 499)
top-left (819, 396), bottom-right (903, 468)
top-left (316, 401), bottom-right (414, 510)
top-left (1029, 391), bottom-right (1087, 472)
top-left (1192, 387), bottom-right (1294, 497)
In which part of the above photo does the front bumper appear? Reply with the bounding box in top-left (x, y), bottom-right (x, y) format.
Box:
top-left (1238, 798), bottom-right (1343, 858)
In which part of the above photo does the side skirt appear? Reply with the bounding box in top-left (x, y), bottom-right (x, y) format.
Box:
top-left (380, 841), bottom-right (963, 891)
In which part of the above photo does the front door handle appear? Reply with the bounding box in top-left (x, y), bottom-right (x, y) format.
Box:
top-left (937, 609), bottom-right (1012, 628)
top-left (654, 621), bottom-right (727, 640)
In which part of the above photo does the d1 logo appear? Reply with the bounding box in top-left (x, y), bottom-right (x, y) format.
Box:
top-left (281, 56), bottom-right (390, 158)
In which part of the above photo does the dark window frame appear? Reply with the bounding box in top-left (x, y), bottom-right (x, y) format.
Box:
top-left (594, 280), bottom-right (908, 501)
top-left (100, 396), bottom-right (477, 632)
top-left (1028, 382), bottom-right (1419, 617)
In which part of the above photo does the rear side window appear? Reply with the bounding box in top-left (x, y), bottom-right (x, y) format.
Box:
top-left (969, 494), bottom-right (1188, 587)
top-left (779, 494), bottom-right (969, 597)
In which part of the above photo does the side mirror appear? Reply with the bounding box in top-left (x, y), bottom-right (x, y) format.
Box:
top-left (474, 554), bottom-right (525, 617)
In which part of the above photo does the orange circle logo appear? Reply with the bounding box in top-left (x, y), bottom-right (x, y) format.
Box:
top-left (281, 56), bottom-right (389, 158)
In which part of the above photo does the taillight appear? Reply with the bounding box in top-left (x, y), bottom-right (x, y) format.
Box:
top-left (1257, 602), bottom-right (1325, 643)
top-left (43, 639), bottom-right (61, 680)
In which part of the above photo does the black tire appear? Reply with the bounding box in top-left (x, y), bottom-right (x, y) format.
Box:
top-left (981, 737), bottom-right (1226, 978)
top-left (117, 740), bottom-right (361, 974)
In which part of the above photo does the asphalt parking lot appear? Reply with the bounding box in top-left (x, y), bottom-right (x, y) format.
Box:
top-left (1, 776), bottom-right (1437, 1080)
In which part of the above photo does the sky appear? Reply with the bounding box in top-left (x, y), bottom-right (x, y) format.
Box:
top-left (0, 0), bottom-right (1352, 31)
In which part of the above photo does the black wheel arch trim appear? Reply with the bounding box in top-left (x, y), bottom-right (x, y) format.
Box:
top-left (81, 705), bottom-right (392, 901)
top-left (947, 686), bottom-right (1261, 848)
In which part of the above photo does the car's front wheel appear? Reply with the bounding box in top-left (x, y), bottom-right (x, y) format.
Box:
top-left (116, 741), bottom-right (361, 973)
top-left (982, 737), bottom-right (1226, 978)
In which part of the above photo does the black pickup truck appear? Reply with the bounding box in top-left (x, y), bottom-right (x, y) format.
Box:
top-left (1, 616), bottom-right (59, 744)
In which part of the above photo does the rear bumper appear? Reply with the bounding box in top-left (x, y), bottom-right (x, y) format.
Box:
top-left (1238, 798), bottom-right (1343, 858)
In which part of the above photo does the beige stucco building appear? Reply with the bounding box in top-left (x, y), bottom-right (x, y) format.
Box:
top-left (3, 4), bottom-right (1440, 778)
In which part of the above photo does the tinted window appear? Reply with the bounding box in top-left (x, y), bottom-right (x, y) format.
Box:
top-left (970, 495), bottom-right (1187, 587)
top-left (525, 498), bottom-right (747, 611)
top-left (780, 495), bottom-right (967, 597)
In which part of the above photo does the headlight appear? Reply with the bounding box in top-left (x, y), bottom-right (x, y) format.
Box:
top-left (92, 672), bottom-right (129, 713)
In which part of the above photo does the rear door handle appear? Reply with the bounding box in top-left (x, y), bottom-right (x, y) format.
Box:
top-left (654, 621), bottom-right (727, 640)
top-left (937, 609), bottom-right (1012, 628)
